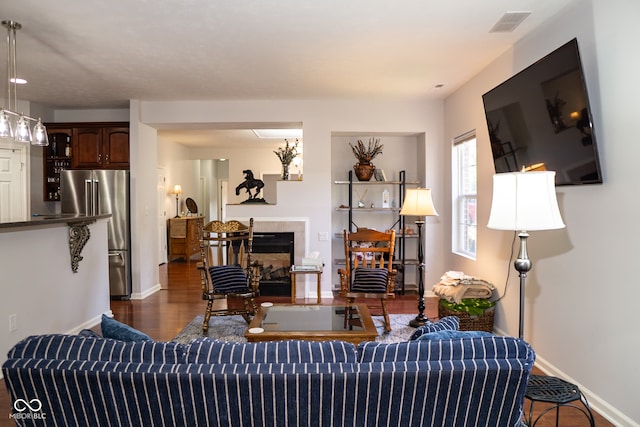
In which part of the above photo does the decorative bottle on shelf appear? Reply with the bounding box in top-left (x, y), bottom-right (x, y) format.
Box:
top-left (382, 188), bottom-right (390, 208)
top-left (64, 143), bottom-right (71, 157)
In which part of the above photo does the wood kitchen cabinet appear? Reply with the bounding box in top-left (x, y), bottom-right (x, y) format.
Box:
top-left (73, 124), bottom-right (129, 169)
top-left (43, 122), bottom-right (130, 201)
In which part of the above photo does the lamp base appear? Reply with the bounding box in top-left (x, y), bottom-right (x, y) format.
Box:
top-left (409, 314), bottom-right (428, 328)
top-left (408, 220), bottom-right (427, 328)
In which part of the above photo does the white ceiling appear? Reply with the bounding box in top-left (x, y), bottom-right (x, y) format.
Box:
top-left (2, 0), bottom-right (577, 146)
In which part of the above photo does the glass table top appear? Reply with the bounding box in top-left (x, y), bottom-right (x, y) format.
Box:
top-left (258, 304), bottom-right (364, 332)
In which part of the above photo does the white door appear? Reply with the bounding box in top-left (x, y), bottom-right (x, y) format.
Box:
top-left (157, 168), bottom-right (168, 265)
top-left (219, 180), bottom-right (228, 220)
top-left (0, 145), bottom-right (26, 220)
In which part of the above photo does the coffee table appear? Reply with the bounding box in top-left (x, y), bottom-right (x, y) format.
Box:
top-left (244, 304), bottom-right (378, 344)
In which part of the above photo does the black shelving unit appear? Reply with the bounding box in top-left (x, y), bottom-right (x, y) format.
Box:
top-left (334, 170), bottom-right (419, 294)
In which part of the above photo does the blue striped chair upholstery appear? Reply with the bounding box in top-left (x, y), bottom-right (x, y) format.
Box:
top-left (3, 335), bottom-right (534, 426)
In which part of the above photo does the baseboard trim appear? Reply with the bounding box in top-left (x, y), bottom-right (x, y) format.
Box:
top-left (64, 310), bottom-right (113, 335)
top-left (130, 283), bottom-right (162, 300)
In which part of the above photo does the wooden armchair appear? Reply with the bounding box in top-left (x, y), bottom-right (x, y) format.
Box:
top-left (338, 228), bottom-right (396, 332)
top-left (197, 218), bottom-right (262, 335)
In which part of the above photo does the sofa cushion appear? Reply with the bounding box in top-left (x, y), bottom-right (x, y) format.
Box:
top-left (409, 315), bottom-right (459, 340)
top-left (101, 314), bottom-right (152, 342)
top-left (351, 267), bottom-right (388, 293)
top-left (209, 265), bottom-right (250, 293)
top-left (414, 330), bottom-right (494, 341)
top-left (185, 339), bottom-right (358, 364)
top-left (7, 334), bottom-right (185, 364)
top-left (358, 336), bottom-right (534, 362)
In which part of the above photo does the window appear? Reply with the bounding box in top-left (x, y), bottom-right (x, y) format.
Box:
top-left (452, 132), bottom-right (477, 259)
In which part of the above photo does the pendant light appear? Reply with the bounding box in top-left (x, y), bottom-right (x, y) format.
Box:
top-left (1, 20), bottom-right (48, 146)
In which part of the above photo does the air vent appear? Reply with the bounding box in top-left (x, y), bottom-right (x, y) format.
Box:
top-left (489, 11), bottom-right (531, 33)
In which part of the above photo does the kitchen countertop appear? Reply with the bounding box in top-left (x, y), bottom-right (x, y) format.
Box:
top-left (0, 213), bottom-right (112, 230)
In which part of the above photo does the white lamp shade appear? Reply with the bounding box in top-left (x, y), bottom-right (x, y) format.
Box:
top-left (172, 184), bottom-right (183, 195)
top-left (400, 188), bottom-right (438, 217)
top-left (487, 171), bottom-right (565, 231)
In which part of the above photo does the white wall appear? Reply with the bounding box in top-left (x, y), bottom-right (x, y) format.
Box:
top-left (129, 101), bottom-right (160, 298)
top-left (0, 220), bottom-right (111, 375)
top-left (189, 143), bottom-right (284, 205)
top-left (157, 136), bottom-right (201, 217)
top-left (444, 0), bottom-right (639, 425)
top-left (133, 98), bottom-right (445, 303)
top-left (330, 134), bottom-right (424, 291)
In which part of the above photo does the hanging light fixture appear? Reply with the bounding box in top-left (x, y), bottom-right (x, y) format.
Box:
top-left (1, 20), bottom-right (48, 146)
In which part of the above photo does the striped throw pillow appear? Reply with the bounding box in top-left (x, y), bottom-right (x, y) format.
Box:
top-left (351, 267), bottom-right (388, 293)
top-left (409, 315), bottom-right (460, 340)
top-left (208, 265), bottom-right (249, 293)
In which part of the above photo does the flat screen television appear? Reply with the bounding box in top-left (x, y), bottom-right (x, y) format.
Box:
top-left (482, 38), bottom-right (603, 185)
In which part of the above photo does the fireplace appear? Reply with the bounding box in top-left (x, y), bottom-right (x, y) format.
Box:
top-left (252, 232), bottom-right (294, 296)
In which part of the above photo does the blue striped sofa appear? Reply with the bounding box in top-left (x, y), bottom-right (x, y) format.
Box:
top-left (3, 334), bottom-right (534, 426)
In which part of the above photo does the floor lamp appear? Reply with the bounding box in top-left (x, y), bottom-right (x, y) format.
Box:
top-left (171, 184), bottom-right (183, 218)
top-left (487, 171), bottom-right (565, 339)
top-left (400, 188), bottom-right (438, 328)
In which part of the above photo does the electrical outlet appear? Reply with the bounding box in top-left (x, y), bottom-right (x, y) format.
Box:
top-left (9, 314), bottom-right (17, 332)
top-left (318, 232), bottom-right (329, 241)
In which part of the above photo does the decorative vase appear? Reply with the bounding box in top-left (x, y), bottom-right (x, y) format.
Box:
top-left (281, 163), bottom-right (290, 181)
top-left (353, 163), bottom-right (375, 181)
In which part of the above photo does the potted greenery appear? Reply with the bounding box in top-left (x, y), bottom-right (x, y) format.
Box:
top-left (349, 138), bottom-right (383, 181)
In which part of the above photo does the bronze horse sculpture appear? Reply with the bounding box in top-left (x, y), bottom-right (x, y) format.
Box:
top-left (235, 169), bottom-right (265, 201)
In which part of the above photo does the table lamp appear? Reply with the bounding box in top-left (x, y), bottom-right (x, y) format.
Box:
top-left (171, 184), bottom-right (183, 218)
top-left (487, 170), bottom-right (565, 338)
top-left (400, 188), bottom-right (438, 327)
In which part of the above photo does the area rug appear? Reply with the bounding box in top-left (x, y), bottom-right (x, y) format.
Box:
top-left (173, 314), bottom-right (417, 344)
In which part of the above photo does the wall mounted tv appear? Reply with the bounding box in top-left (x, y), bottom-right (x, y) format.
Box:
top-left (482, 38), bottom-right (602, 185)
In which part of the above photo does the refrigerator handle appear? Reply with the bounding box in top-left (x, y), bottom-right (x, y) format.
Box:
top-left (93, 179), bottom-right (100, 214)
top-left (84, 179), bottom-right (93, 215)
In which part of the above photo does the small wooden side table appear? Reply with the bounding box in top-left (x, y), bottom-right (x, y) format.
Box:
top-left (289, 266), bottom-right (323, 304)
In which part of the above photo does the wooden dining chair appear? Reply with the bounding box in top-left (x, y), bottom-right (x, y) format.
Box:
top-left (197, 218), bottom-right (262, 335)
top-left (338, 228), bottom-right (397, 332)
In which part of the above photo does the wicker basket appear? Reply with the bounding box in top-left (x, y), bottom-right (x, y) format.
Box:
top-left (438, 300), bottom-right (495, 332)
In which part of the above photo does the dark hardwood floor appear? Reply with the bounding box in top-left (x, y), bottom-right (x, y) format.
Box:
top-left (1, 260), bottom-right (613, 426)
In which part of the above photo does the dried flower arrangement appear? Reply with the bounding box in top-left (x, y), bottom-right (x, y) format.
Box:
top-left (274, 139), bottom-right (299, 166)
top-left (349, 138), bottom-right (383, 165)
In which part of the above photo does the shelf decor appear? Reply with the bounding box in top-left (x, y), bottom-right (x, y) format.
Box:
top-left (349, 138), bottom-right (383, 181)
top-left (274, 139), bottom-right (299, 180)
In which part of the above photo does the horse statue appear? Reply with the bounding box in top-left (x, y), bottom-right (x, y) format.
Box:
top-left (235, 169), bottom-right (265, 202)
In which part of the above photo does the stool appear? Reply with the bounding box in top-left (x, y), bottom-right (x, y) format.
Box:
top-left (525, 374), bottom-right (595, 427)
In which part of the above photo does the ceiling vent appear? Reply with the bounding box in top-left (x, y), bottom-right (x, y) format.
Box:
top-left (489, 11), bottom-right (531, 33)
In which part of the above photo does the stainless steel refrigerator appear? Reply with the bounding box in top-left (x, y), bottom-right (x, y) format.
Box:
top-left (60, 169), bottom-right (131, 299)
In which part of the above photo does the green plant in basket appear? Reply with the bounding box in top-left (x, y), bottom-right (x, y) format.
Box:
top-left (440, 299), bottom-right (495, 317)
